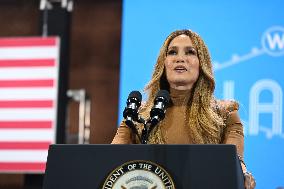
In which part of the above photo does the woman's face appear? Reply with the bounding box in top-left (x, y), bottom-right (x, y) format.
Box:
top-left (164, 34), bottom-right (200, 91)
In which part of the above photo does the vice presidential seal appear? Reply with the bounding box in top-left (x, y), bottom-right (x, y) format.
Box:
top-left (102, 160), bottom-right (175, 189)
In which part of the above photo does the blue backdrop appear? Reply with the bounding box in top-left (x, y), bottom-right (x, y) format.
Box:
top-left (119, 1), bottom-right (284, 188)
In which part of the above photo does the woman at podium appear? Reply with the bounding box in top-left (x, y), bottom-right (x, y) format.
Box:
top-left (112, 29), bottom-right (255, 189)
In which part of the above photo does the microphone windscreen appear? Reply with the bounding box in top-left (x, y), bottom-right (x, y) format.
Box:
top-left (156, 90), bottom-right (170, 102)
top-left (128, 91), bottom-right (142, 101)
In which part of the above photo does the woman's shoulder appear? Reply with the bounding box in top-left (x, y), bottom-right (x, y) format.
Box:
top-left (212, 99), bottom-right (239, 120)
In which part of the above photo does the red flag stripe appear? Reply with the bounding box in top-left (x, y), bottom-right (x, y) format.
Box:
top-left (0, 37), bottom-right (56, 47)
top-left (0, 142), bottom-right (51, 149)
top-left (0, 79), bottom-right (54, 87)
top-left (0, 59), bottom-right (55, 67)
top-left (0, 100), bottom-right (53, 108)
top-left (0, 121), bottom-right (52, 129)
top-left (0, 162), bottom-right (46, 171)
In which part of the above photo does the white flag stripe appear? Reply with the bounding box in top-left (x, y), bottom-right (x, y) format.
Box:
top-left (0, 129), bottom-right (54, 142)
top-left (0, 88), bottom-right (56, 100)
top-left (0, 109), bottom-right (55, 120)
top-left (0, 150), bottom-right (48, 162)
top-left (0, 47), bottom-right (58, 59)
top-left (0, 67), bottom-right (58, 80)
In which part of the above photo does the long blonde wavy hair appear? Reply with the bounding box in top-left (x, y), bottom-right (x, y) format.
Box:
top-left (140, 29), bottom-right (225, 144)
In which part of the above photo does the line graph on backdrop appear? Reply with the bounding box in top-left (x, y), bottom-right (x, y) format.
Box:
top-left (213, 26), bottom-right (284, 139)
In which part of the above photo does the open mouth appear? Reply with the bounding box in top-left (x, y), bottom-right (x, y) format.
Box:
top-left (174, 65), bottom-right (187, 72)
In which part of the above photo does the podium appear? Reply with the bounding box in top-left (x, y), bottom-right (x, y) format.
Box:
top-left (43, 144), bottom-right (244, 189)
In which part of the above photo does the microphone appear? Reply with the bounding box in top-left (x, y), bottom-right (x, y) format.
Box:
top-left (150, 90), bottom-right (170, 126)
top-left (141, 90), bottom-right (170, 144)
top-left (123, 91), bottom-right (142, 126)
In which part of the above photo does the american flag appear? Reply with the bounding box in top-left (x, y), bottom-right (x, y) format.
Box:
top-left (0, 37), bottom-right (59, 173)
